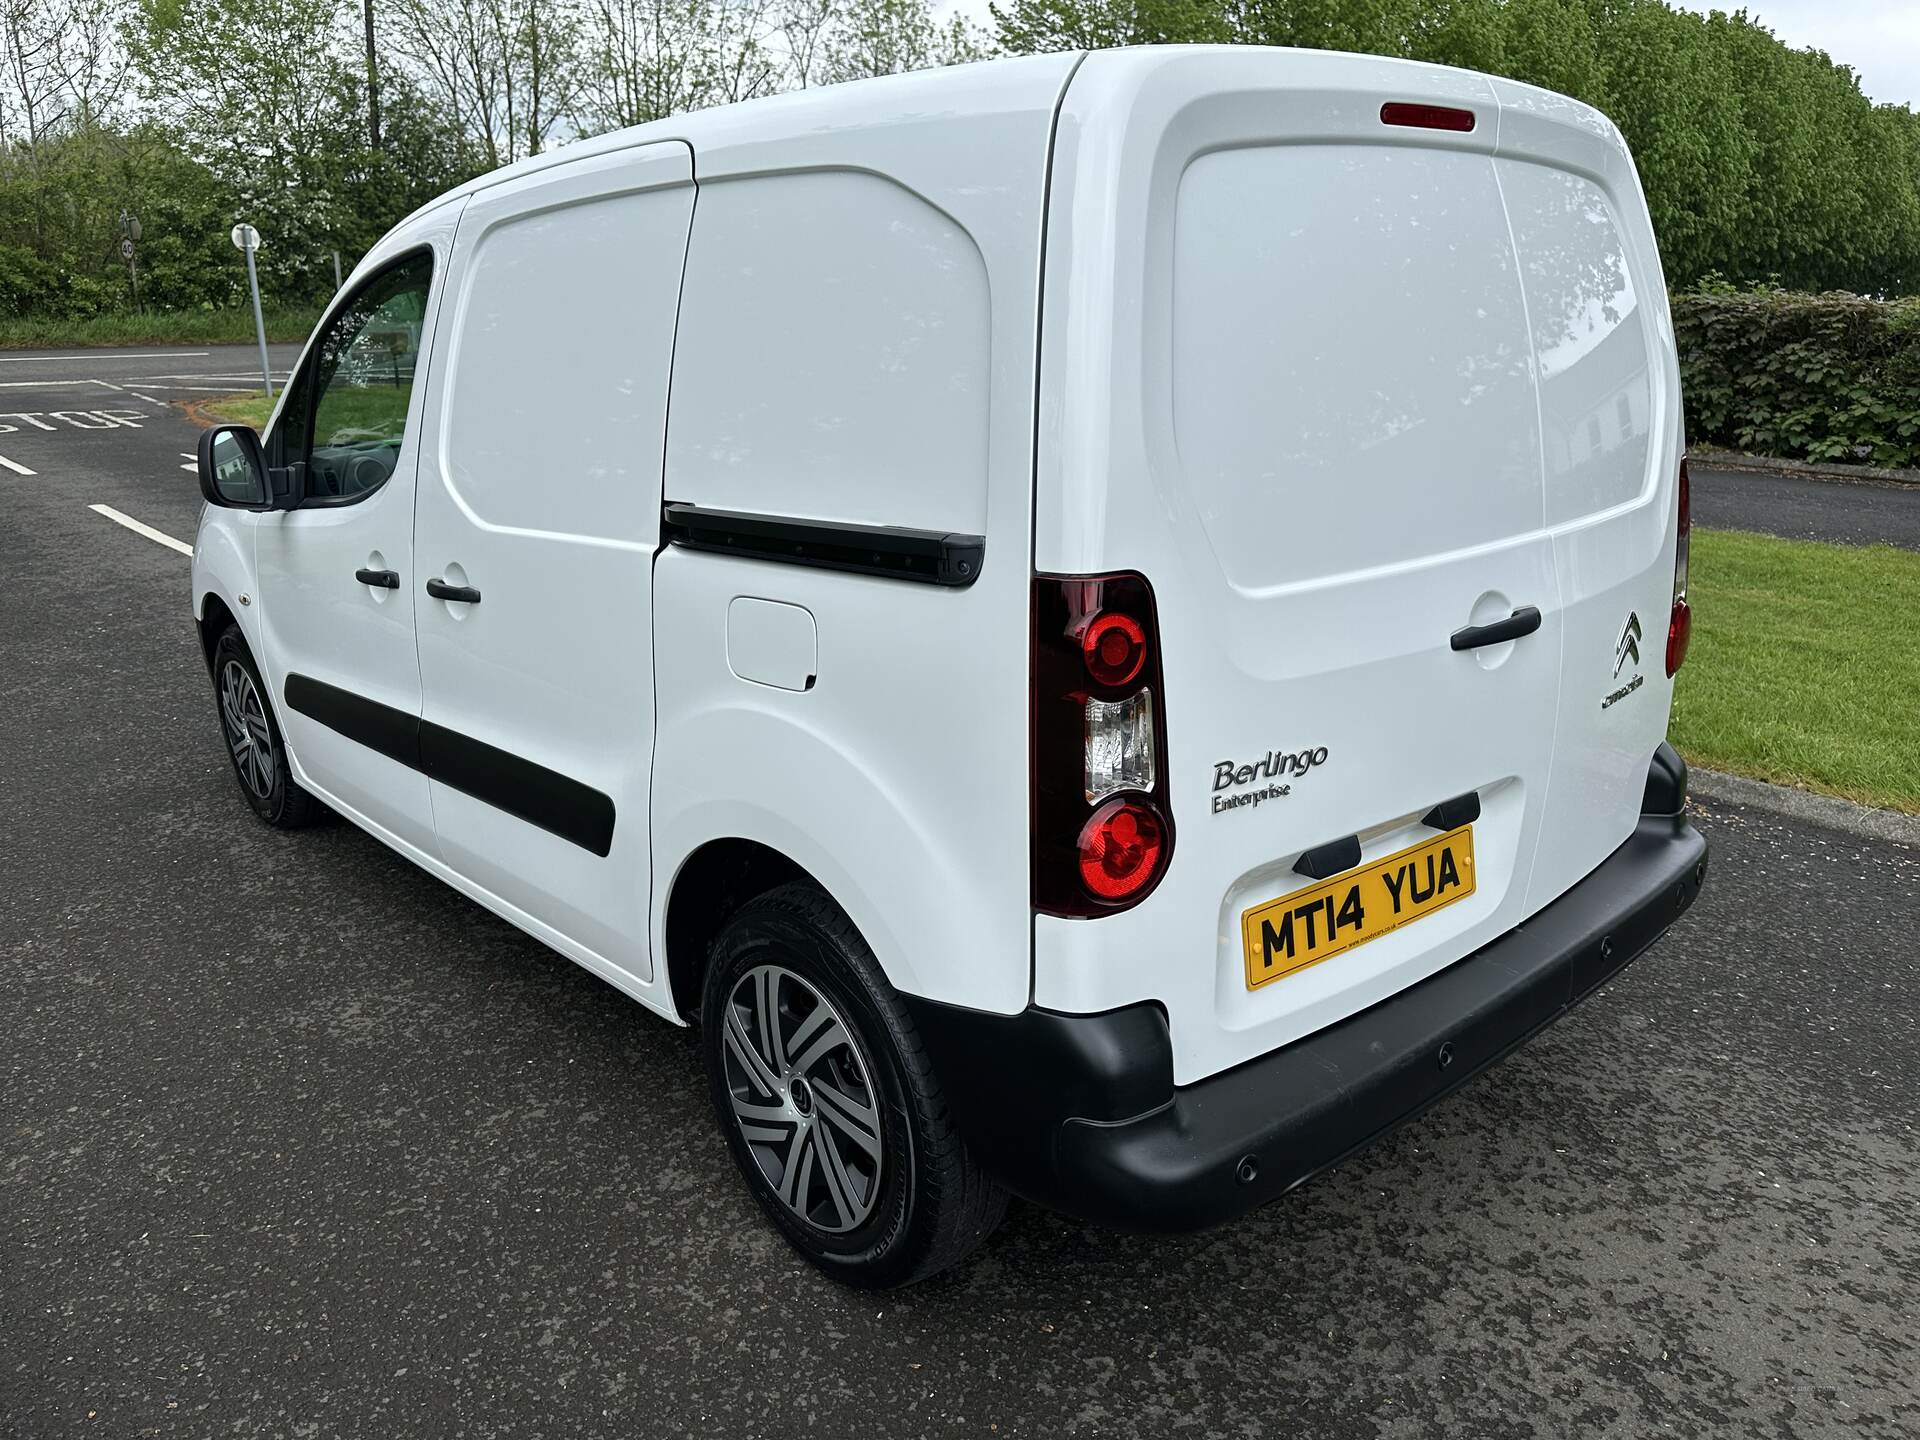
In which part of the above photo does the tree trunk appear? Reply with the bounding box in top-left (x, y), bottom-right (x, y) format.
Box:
top-left (363, 0), bottom-right (382, 150)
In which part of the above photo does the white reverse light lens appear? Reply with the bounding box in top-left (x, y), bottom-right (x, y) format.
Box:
top-left (1085, 688), bottom-right (1156, 804)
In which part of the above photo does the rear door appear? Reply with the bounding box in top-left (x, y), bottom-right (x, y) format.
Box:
top-left (1491, 80), bottom-right (1686, 909)
top-left (410, 142), bottom-right (695, 987)
top-left (1031, 51), bottom-right (1570, 1082)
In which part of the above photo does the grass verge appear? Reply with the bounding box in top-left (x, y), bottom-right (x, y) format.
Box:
top-left (1672, 528), bottom-right (1920, 814)
top-left (0, 308), bottom-right (319, 349)
top-left (193, 391), bottom-right (276, 429)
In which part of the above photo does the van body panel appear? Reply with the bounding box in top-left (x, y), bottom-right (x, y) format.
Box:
top-left (1033, 48), bottom-right (1685, 1083)
top-left (665, 169), bottom-right (991, 535)
top-left (412, 141), bottom-right (696, 986)
top-left (649, 54), bottom-right (1081, 1017)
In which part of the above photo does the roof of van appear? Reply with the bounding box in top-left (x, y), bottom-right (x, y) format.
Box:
top-left (391, 46), bottom-right (1625, 237)
top-left (395, 51), bottom-right (1087, 230)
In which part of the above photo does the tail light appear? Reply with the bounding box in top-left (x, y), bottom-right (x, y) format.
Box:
top-left (1667, 455), bottom-right (1691, 676)
top-left (1033, 573), bottom-right (1174, 915)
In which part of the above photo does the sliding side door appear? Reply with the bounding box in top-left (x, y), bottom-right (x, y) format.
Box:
top-left (410, 142), bottom-right (695, 986)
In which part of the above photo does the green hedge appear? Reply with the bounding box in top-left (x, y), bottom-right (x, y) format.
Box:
top-left (1674, 288), bottom-right (1920, 469)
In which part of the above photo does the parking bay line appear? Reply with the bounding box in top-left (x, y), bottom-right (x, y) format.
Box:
top-left (0, 453), bottom-right (35, 475)
top-left (0, 351), bottom-right (210, 363)
top-left (89, 503), bottom-right (193, 557)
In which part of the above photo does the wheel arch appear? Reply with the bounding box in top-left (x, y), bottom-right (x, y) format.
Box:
top-left (649, 705), bottom-right (1030, 1023)
top-left (197, 592), bottom-right (237, 672)
top-left (661, 836), bottom-right (811, 1023)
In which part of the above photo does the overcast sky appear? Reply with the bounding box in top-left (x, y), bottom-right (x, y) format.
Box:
top-left (937, 0), bottom-right (1919, 109)
top-left (1673, 0), bottom-right (1918, 107)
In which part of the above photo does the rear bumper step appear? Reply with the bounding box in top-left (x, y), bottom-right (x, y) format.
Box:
top-left (906, 749), bottom-right (1707, 1232)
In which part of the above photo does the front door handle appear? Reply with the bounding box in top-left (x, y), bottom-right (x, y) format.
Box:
top-left (1450, 605), bottom-right (1541, 651)
top-left (426, 577), bottom-right (482, 604)
top-left (354, 567), bottom-right (399, 589)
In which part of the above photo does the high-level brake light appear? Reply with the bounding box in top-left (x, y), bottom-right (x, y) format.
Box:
top-left (1380, 102), bottom-right (1477, 133)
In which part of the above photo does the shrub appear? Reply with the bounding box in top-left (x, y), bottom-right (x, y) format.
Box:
top-left (1673, 288), bottom-right (1920, 469)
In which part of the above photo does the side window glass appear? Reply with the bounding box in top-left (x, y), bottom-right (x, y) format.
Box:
top-left (291, 252), bottom-right (434, 502)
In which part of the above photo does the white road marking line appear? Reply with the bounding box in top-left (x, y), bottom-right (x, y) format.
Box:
top-left (89, 503), bottom-right (193, 556)
top-left (128, 372), bottom-right (290, 382)
top-left (91, 378), bottom-right (127, 391)
top-left (0, 453), bottom-right (35, 475)
top-left (0, 378), bottom-right (101, 388)
top-left (0, 351), bottom-right (210, 363)
top-left (113, 382), bottom-right (272, 393)
top-left (179, 453), bottom-right (197, 473)
top-left (0, 409), bottom-right (148, 432)
top-left (132, 393), bottom-right (164, 404)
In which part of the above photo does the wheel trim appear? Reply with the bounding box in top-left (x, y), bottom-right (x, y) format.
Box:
top-left (220, 660), bottom-right (275, 799)
top-left (723, 964), bottom-right (885, 1235)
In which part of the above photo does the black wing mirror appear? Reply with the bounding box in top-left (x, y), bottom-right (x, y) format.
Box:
top-left (197, 424), bottom-right (269, 509)
top-left (197, 424), bottom-right (304, 511)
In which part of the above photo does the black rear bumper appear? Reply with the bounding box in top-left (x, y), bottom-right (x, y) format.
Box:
top-left (905, 746), bottom-right (1708, 1232)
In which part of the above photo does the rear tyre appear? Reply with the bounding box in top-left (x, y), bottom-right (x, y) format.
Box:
top-left (701, 882), bottom-right (1008, 1289)
top-left (210, 625), bottom-right (323, 829)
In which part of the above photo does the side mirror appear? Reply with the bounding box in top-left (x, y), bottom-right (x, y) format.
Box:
top-left (197, 424), bottom-right (270, 509)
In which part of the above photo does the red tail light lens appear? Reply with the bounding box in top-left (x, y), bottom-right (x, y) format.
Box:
top-left (1667, 456), bottom-right (1691, 676)
top-left (1082, 611), bottom-right (1147, 687)
top-left (1033, 573), bottom-right (1173, 916)
top-left (1077, 800), bottom-right (1166, 901)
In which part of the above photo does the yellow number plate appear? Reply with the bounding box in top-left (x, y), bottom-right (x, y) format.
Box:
top-left (1242, 827), bottom-right (1476, 991)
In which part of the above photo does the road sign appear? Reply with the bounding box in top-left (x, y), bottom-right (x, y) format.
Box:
top-left (119, 237), bottom-right (135, 261)
top-left (230, 224), bottom-right (262, 253)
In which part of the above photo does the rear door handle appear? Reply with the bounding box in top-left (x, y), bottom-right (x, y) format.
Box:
top-left (426, 577), bottom-right (481, 604)
top-left (354, 568), bottom-right (399, 589)
top-left (1450, 605), bottom-right (1541, 651)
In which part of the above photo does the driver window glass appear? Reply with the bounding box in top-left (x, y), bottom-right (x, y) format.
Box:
top-left (294, 251), bottom-right (434, 501)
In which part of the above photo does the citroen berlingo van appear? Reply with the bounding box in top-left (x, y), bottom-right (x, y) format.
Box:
top-left (191, 46), bottom-right (1708, 1288)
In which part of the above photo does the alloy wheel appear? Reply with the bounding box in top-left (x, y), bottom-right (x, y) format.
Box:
top-left (722, 964), bottom-right (885, 1235)
top-left (219, 660), bottom-right (275, 799)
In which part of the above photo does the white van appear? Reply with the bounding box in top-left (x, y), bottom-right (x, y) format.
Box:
top-left (192, 46), bottom-right (1708, 1287)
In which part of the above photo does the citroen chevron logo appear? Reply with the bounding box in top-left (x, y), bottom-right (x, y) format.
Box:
top-left (1615, 611), bottom-right (1643, 677)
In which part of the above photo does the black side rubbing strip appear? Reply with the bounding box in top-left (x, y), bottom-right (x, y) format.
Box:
top-left (282, 674), bottom-right (615, 856)
top-left (285, 673), bottom-right (419, 769)
top-left (662, 503), bottom-right (985, 587)
top-left (418, 722), bottom-right (615, 857)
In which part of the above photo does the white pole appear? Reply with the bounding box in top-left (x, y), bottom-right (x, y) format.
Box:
top-left (243, 243), bottom-right (273, 401)
top-left (332, 250), bottom-right (343, 292)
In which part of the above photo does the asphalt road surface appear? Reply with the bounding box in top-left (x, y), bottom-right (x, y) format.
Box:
top-left (1691, 463), bottom-right (1920, 550)
top-left (4, 350), bottom-right (1918, 1438)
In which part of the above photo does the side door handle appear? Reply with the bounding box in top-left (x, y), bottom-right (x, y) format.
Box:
top-left (1450, 605), bottom-right (1541, 651)
top-left (354, 568), bottom-right (400, 589)
top-left (426, 577), bottom-right (482, 604)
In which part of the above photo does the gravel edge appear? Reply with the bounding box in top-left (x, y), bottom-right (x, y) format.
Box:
top-left (1692, 449), bottom-right (1920, 487)
top-left (1689, 767), bottom-right (1920, 847)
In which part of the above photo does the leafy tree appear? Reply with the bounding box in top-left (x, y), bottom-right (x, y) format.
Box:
top-left (823, 0), bottom-right (984, 81)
